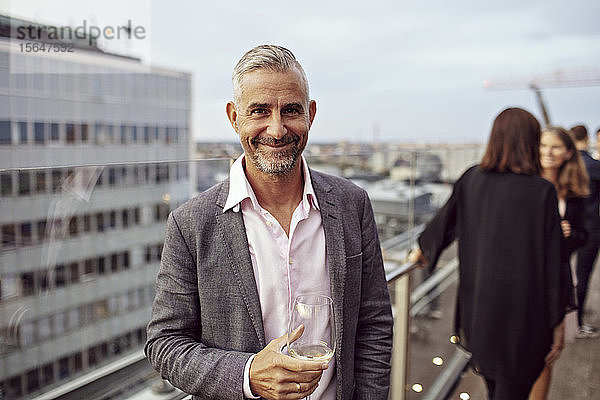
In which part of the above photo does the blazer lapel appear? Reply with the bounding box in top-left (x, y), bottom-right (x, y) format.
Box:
top-left (311, 171), bottom-right (346, 369)
top-left (215, 180), bottom-right (266, 348)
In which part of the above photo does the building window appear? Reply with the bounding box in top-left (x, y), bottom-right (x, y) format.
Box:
top-left (143, 126), bottom-right (150, 143)
top-left (52, 169), bottom-right (63, 192)
top-left (132, 125), bottom-right (138, 142)
top-left (6, 375), bottom-right (23, 398)
top-left (66, 123), bottom-right (76, 143)
top-left (84, 258), bottom-right (97, 277)
top-left (142, 165), bottom-right (150, 184)
top-left (1, 172), bottom-right (12, 196)
top-left (21, 272), bottom-right (35, 296)
top-left (2, 224), bottom-right (16, 249)
top-left (69, 262), bottom-right (80, 284)
top-left (0, 120), bottom-right (11, 144)
top-left (120, 125), bottom-right (128, 143)
top-left (34, 122), bottom-right (45, 143)
top-left (50, 122), bottom-right (59, 141)
top-left (122, 209), bottom-right (129, 228)
top-left (19, 222), bottom-right (32, 246)
top-left (73, 352), bottom-right (83, 373)
top-left (96, 213), bottom-right (105, 232)
top-left (81, 123), bottom-right (89, 142)
top-left (37, 220), bottom-right (47, 242)
top-left (120, 167), bottom-right (128, 185)
top-left (69, 216), bottom-right (79, 237)
top-left (26, 368), bottom-right (40, 394)
top-left (111, 253), bottom-right (119, 272)
top-left (18, 121), bottom-right (28, 144)
top-left (18, 171), bottom-right (31, 195)
top-left (108, 168), bottom-right (116, 186)
top-left (109, 211), bottom-right (116, 228)
top-left (55, 264), bottom-right (66, 287)
top-left (98, 256), bottom-right (106, 275)
top-left (41, 363), bottom-right (54, 387)
top-left (34, 171), bottom-right (47, 193)
top-left (38, 270), bottom-right (49, 292)
top-left (59, 357), bottom-right (69, 379)
top-left (83, 214), bottom-right (91, 233)
top-left (145, 246), bottom-right (152, 263)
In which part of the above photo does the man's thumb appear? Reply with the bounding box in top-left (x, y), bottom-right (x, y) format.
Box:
top-left (287, 324), bottom-right (304, 343)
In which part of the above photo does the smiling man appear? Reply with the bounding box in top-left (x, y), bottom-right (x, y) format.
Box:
top-left (145, 45), bottom-right (393, 400)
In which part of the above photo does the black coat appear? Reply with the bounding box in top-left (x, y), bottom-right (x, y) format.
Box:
top-left (579, 150), bottom-right (600, 229)
top-left (562, 196), bottom-right (588, 257)
top-left (418, 166), bottom-right (569, 388)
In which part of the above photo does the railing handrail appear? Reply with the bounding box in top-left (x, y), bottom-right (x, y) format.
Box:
top-left (25, 226), bottom-right (459, 400)
top-left (30, 350), bottom-right (148, 400)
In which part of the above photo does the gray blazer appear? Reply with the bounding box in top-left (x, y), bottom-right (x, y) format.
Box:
top-left (145, 169), bottom-right (393, 400)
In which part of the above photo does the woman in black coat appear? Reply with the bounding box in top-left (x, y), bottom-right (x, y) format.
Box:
top-left (530, 126), bottom-right (589, 399)
top-left (411, 108), bottom-right (570, 399)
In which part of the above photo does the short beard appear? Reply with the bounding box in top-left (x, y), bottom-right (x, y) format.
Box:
top-left (249, 135), bottom-right (301, 175)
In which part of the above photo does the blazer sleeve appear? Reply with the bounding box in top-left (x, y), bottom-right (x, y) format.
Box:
top-left (145, 212), bottom-right (250, 400)
top-left (418, 178), bottom-right (459, 272)
top-left (353, 190), bottom-right (394, 399)
top-left (544, 191), bottom-right (570, 329)
top-left (563, 197), bottom-right (588, 255)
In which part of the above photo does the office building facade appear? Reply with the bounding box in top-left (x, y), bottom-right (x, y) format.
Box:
top-left (0, 15), bottom-right (191, 399)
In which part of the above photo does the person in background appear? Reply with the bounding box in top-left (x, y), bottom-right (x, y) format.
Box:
top-left (410, 108), bottom-right (569, 399)
top-left (529, 126), bottom-right (589, 399)
top-left (568, 124), bottom-right (600, 339)
top-left (595, 127), bottom-right (600, 158)
top-left (145, 45), bottom-right (393, 400)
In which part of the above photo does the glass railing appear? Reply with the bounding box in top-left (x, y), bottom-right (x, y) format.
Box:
top-left (0, 146), bottom-right (485, 400)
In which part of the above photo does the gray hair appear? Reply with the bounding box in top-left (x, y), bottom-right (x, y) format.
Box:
top-left (232, 45), bottom-right (309, 106)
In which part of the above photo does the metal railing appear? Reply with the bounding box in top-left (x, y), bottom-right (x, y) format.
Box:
top-left (1, 149), bottom-right (481, 400)
top-left (23, 227), bottom-right (463, 400)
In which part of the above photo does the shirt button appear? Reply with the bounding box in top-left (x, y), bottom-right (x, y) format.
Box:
top-left (266, 220), bottom-right (272, 226)
top-left (289, 257), bottom-right (294, 264)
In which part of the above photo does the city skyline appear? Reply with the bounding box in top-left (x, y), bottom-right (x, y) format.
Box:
top-left (3, 0), bottom-right (600, 144)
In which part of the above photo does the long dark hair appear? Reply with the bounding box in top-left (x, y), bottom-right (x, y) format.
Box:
top-left (543, 126), bottom-right (590, 198)
top-left (480, 107), bottom-right (542, 175)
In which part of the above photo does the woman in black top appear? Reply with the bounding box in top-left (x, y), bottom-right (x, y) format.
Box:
top-left (411, 108), bottom-right (569, 399)
top-left (530, 126), bottom-right (588, 399)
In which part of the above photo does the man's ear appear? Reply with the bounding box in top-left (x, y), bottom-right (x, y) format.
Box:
top-left (308, 100), bottom-right (317, 128)
top-left (226, 102), bottom-right (238, 132)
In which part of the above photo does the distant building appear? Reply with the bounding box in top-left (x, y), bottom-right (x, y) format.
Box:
top-left (0, 15), bottom-right (190, 399)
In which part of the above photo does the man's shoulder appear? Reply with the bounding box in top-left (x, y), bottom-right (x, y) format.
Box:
top-left (582, 152), bottom-right (600, 178)
top-left (172, 180), bottom-right (228, 219)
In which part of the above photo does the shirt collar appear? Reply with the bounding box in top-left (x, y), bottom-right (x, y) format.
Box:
top-left (223, 154), bottom-right (320, 213)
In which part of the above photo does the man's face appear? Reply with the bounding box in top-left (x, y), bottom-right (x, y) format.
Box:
top-left (596, 132), bottom-right (600, 155)
top-left (227, 68), bottom-right (316, 176)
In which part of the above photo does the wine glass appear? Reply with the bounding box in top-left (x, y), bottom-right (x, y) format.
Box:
top-left (287, 294), bottom-right (336, 399)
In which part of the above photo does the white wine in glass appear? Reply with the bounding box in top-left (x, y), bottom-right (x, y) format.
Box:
top-left (287, 294), bottom-right (336, 399)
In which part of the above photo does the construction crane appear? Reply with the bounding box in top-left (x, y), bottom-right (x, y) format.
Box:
top-left (483, 68), bottom-right (600, 127)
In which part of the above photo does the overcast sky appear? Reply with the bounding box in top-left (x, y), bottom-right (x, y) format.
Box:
top-left (4, 0), bottom-right (600, 143)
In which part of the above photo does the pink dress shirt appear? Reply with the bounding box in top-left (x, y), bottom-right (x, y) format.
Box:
top-left (223, 155), bottom-right (336, 400)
